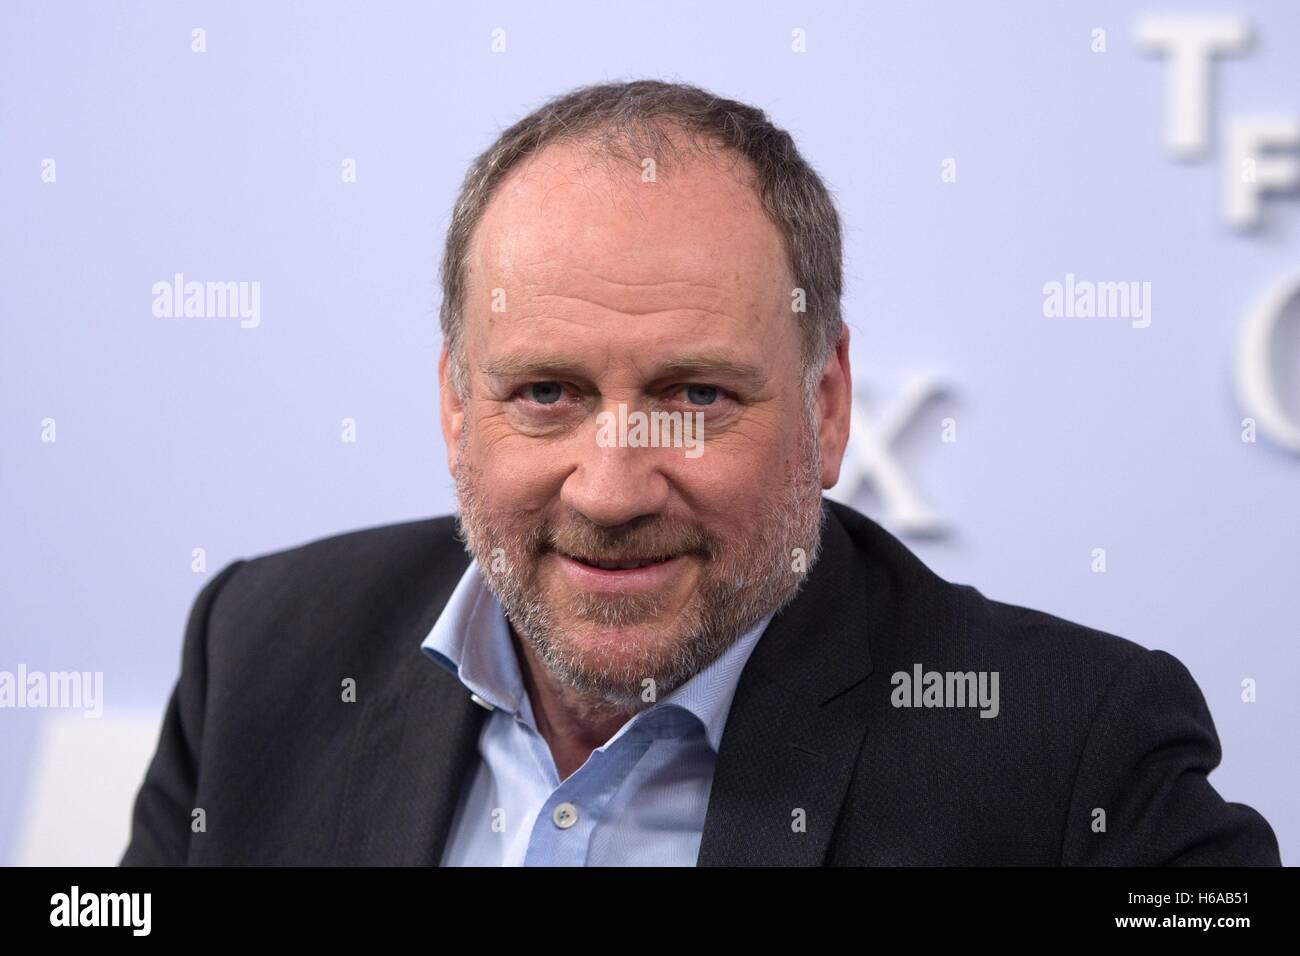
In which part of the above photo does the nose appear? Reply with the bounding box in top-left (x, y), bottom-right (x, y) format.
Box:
top-left (560, 422), bottom-right (672, 528)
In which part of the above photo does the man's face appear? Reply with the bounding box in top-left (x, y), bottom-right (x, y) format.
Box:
top-left (441, 139), bottom-right (849, 708)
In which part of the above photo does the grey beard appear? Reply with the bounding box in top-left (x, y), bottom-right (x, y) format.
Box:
top-left (452, 412), bottom-right (827, 710)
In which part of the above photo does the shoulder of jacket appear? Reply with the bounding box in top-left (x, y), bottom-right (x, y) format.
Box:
top-left (194, 514), bottom-right (470, 672)
top-left (825, 498), bottom-right (1150, 685)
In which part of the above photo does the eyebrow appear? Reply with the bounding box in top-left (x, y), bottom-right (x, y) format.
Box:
top-left (479, 355), bottom-right (589, 381)
top-left (655, 355), bottom-right (769, 388)
top-left (479, 352), bottom-right (769, 388)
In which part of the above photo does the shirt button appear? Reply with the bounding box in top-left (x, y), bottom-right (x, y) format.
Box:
top-left (552, 802), bottom-right (579, 829)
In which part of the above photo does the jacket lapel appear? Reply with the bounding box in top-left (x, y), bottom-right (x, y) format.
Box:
top-left (697, 503), bottom-right (876, 866)
top-left (332, 541), bottom-right (488, 866)
top-left (333, 652), bottom-right (488, 865)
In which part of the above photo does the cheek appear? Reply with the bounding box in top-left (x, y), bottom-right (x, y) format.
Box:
top-left (665, 434), bottom-right (793, 519)
top-left (464, 418), bottom-right (571, 512)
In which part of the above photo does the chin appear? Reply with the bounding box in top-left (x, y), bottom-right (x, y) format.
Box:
top-left (546, 618), bottom-right (689, 680)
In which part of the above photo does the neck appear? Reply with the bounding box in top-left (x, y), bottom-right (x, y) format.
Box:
top-left (508, 625), bottom-right (645, 780)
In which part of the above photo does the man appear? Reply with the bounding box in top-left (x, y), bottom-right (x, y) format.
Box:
top-left (121, 80), bottom-right (1280, 866)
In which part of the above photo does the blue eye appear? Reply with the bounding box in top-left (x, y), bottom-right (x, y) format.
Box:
top-left (525, 382), bottom-right (563, 405)
top-left (685, 385), bottom-right (719, 406)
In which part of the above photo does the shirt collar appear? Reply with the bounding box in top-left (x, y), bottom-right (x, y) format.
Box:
top-left (420, 559), bottom-right (773, 752)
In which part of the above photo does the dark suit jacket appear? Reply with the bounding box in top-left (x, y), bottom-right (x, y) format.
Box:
top-left (120, 499), bottom-right (1281, 865)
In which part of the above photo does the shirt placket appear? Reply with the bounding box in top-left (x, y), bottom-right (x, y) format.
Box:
top-left (522, 727), bottom-right (654, 866)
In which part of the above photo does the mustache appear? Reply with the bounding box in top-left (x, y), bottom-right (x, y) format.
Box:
top-left (531, 517), bottom-right (716, 561)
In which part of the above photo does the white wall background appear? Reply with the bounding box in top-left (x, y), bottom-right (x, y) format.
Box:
top-left (2, 0), bottom-right (1296, 864)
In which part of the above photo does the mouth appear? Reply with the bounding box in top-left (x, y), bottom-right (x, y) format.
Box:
top-left (561, 553), bottom-right (679, 571)
top-left (550, 550), bottom-right (693, 592)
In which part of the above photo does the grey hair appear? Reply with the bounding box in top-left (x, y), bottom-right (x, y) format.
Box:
top-left (438, 79), bottom-right (844, 405)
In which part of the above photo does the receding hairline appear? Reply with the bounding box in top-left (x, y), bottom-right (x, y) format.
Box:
top-left (470, 120), bottom-right (769, 237)
top-left (461, 126), bottom-right (785, 291)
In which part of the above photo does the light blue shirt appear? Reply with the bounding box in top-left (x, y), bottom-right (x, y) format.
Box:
top-left (421, 559), bottom-right (773, 866)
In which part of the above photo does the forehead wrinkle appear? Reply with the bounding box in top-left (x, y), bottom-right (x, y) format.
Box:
top-left (523, 291), bottom-right (744, 323)
top-left (504, 258), bottom-right (775, 327)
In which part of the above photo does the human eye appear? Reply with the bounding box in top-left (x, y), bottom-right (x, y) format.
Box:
top-left (682, 384), bottom-right (721, 407)
top-left (515, 381), bottom-right (568, 406)
top-left (666, 383), bottom-right (739, 411)
top-left (505, 380), bottom-right (586, 435)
